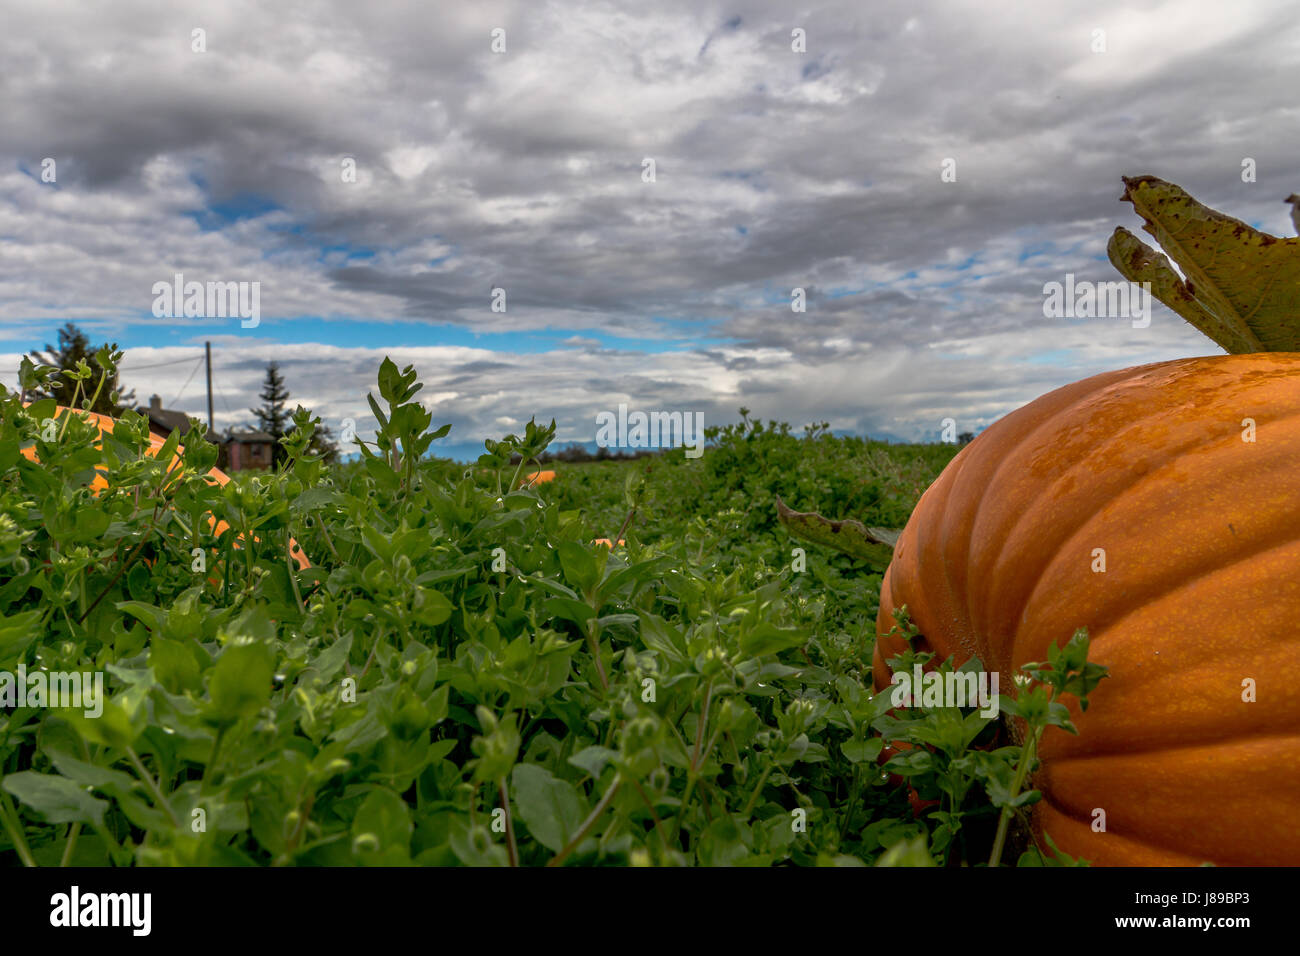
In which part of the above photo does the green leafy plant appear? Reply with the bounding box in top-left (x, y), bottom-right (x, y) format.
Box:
top-left (0, 357), bottom-right (1088, 867)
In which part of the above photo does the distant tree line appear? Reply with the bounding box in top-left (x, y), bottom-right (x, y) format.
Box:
top-left (509, 444), bottom-right (662, 465)
top-left (26, 323), bottom-right (337, 464)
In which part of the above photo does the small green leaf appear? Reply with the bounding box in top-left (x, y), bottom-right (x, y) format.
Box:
top-left (510, 763), bottom-right (588, 854)
top-left (740, 622), bottom-right (806, 657)
top-left (150, 636), bottom-right (203, 694)
top-left (207, 640), bottom-right (275, 723)
top-left (841, 737), bottom-right (884, 764)
top-left (875, 834), bottom-right (937, 867)
top-left (556, 542), bottom-right (599, 594)
top-left (351, 787), bottom-right (412, 862)
top-left (3, 771), bottom-right (108, 826)
top-left (568, 746), bottom-right (617, 778)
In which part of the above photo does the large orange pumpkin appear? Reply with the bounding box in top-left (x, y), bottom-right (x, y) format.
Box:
top-left (873, 354), bottom-right (1300, 865)
top-left (20, 405), bottom-right (310, 571)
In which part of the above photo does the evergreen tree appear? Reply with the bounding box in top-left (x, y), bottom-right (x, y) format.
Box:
top-left (250, 361), bottom-right (292, 465)
top-left (307, 420), bottom-right (340, 464)
top-left (28, 322), bottom-right (135, 415)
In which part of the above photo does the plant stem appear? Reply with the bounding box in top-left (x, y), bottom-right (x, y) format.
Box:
top-left (670, 680), bottom-right (716, 843)
top-left (840, 767), bottom-right (862, 840)
top-left (60, 822), bottom-right (81, 866)
top-left (127, 746), bottom-right (181, 828)
top-left (630, 778), bottom-right (670, 854)
top-left (316, 515), bottom-right (342, 563)
top-left (690, 680), bottom-right (714, 770)
top-left (742, 763), bottom-right (774, 817)
top-left (89, 821), bottom-right (124, 862)
top-left (0, 790), bottom-right (36, 867)
top-left (83, 369), bottom-right (107, 415)
top-left (79, 506), bottom-right (160, 623)
top-left (614, 507), bottom-right (637, 545)
top-left (585, 620), bottom-right (609, 692)
top-left (988, 727), bottom-right (1040, 867)
top-left (202, 725), bottom-right (227, 793)
top-left (284, 527), bottom-right (305, 609)
top-left (498, 778), bottom-right (518, 867)
top-left (547, 776), bottom-right (621, 867)
top-left (357, 626), bottom-right (383, 682)
top-left (56, 379), bottom-right (84, 440)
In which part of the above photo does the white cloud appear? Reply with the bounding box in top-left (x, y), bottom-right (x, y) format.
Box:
top-left (1, 0), bottom-right (1296, 447)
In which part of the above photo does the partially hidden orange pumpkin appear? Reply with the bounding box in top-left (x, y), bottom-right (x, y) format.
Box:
top-left (20, 405), bottom-right (310, 571)
top-left (521, 469), bottom-right (555, 488)
top-left (873, 354), bottom-right (1300, 866)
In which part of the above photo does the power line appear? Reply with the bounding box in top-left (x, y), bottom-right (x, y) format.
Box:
top-left (120, 354), bottom-right (205, 372)
top-left (212, 375), bottom-right (235, 414)
top-left (171, 356), bottom-right (205, 407)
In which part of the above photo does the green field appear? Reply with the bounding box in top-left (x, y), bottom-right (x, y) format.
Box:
top-left (2, 358), bottom-right (1098, 867)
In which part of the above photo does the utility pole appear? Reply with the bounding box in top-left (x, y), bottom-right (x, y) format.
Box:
top-left (205, 341), bottom-right (214, 433)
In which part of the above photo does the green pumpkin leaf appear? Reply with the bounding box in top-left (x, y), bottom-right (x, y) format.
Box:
top-left (1107, 175), bottom-right (1300, 353)
top-left (775, 497), bottom-right (898, 565)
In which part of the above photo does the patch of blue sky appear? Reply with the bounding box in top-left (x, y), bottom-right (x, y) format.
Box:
top-left (184, 193), bottom-right (283, 232)
top-left (17, 310), bottom-right (731, 355)
top-left (823, 285), bottom-right (867, 299)
top-left (17, 160), bottom-right (59, 187)
top-left (801, 59), bottom-right (831, 80)
top-left (317, 243), bottom-right (379, 262)
top-left (1018, 241), bottom-right (1059, 263)
top-left (265, 220), bottom-right (306, 237)
top-left (244, 319), bottom-right (723, 354)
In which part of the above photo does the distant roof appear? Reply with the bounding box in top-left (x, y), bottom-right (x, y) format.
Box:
top-left (136, 399), bottom-right (195, 436)
top-left (225, 429), bottom-right (275, 443)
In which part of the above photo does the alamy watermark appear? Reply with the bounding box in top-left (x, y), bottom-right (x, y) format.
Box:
top-left (151, 272), bottom-right (261, 328)
top-left (889, 664), bottom-right (1000, 718)
top-left (50, 886), bottom-right (151, 936)
top-left (0, 663), bottom-right (103, 717)
top-left (595, 404), bottom-right (704, 458)
top-left (1042, 275), bottom-right (1151, 328)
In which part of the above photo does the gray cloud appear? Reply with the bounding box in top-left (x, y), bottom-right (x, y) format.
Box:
top-left (2, 0), bottom-right (1299, 448)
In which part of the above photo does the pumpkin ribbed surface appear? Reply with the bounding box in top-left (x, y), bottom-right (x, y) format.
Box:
top-left (873, 354), bottom-right (1300, 865)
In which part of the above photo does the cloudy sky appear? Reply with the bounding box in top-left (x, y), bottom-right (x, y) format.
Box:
top-left (3, 0), bottom-right (1300, 458)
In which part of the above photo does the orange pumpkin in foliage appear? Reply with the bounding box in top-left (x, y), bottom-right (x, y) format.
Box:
top-left (520, 469), bottom-right (556, 488)
top-left (21, 405), bottom-right (310, 571)
top-left (874, 355), bottom-right (1300, 865)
